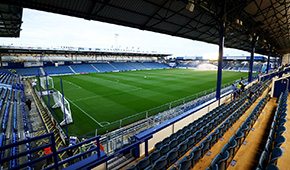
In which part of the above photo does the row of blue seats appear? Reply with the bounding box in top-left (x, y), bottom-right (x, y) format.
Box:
top-left (20, 91), bottom-right (32, 169)
top-left (208, 90), bottom-right (269, 170)
top-left (10, 132), bottom-right (18, 168)
top-left (169, 81), bottom-right (270, 170)
top-left (127, 85), bottom-right (255, 170)
top-left (2, 88), bottom-right (18, 132)
top-left (0, 133), bottom-right (5, 161)
top-left (177, 96), bottom-right (254, 170)
top-left (257, 90), bottom-right (288, 170)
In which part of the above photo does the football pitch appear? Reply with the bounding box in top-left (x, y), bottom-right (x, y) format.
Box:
top-left (42, 69), bottom-right (250, 137)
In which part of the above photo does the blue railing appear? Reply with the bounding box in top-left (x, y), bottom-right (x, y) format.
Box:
top-left (0, 132), bottom-right (103, 170)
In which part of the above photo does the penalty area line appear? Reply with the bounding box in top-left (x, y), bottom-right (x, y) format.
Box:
top-left (66, 97), bottom-right (103, 127)
top-left (52, 88), bottom-right (103, 127)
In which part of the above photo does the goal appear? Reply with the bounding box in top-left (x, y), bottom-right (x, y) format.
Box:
top-left (52, 91), bottom-right (73, 126)
top-left (40, 76), bottom-right (54, 90)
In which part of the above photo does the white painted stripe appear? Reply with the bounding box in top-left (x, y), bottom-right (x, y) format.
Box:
top-left (65, 97), bottom-right (103, 127)
top-left (53, 87), bottom-right (103, 127)
top-left (72, 88), bottom-right (142, 102)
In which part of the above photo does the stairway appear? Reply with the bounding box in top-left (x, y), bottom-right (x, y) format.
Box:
top-left (91, 64), bottom-right (100, 72)
top-left (68, 65), bottom-right (77, 74)
top-left (108, 63), bottom-right (119, 71)
top-left (39, 67), bottom-right (45, 76)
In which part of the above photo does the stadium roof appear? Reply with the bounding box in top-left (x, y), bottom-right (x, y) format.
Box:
top-left (0, 0), bottom-right (289, 57)
top-left (0, 3), bottom-right (22, 37)
top-left (0, 45), bottom-right (170, 57)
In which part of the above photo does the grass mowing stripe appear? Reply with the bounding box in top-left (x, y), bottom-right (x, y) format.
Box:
top-left (49, 69), bottom-right (251, 136)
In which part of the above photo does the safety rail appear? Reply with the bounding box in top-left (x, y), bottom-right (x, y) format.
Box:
top-left (27, 79), bottom-right (67, 144)
top-left (0, 132), bottom-right (103, 170)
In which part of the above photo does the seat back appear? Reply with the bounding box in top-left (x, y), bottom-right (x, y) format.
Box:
top-left (153, 155), bottom-right (168, 170)
top-left (136, 157), bottom-right (151, 170)
top-left (149, 150), bottom-right (161, 164)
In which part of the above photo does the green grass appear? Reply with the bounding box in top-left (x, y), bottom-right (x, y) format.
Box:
top-left (40, 69), bottom-right (250, 137)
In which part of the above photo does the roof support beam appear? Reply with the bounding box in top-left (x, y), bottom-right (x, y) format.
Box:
top-left (216, 21), bottom-right (224, 100)
top-left (248, 36), bottom-right (255, 83)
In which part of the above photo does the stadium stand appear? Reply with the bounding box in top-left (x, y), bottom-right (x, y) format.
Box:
top-left (92, 63), bottom-right (118, 72)
top-left (253, 63), bottom-right (263, 72)
top-left (240, 62), bottom-right (249, 71)
top-left (231, 63), bottom-right (242, 71)
top-left (257, 90), bottom-right (287, 169)
top-left (43, 65), bottom-right (74, 75)
top-left (70, 64), bottom-right (98, 73)
top-left (110, 62), bottom-right (133, 71)
top-left (0, 64), bottom-right (288, 170)
top-left (128, 80), bottom-right (269, 170)
top-left (14, 67), bottom-right (41, 76)
top-left (126, 62), bottom-right (148, 70)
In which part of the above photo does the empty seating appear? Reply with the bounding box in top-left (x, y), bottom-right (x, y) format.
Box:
top-left (256, 90), bottom-right (288, 169)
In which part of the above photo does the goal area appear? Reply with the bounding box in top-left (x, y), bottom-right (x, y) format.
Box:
top-left (52, 91), bottom-right (73, 126)
top-left (40, 76), bottom-right (54, 90)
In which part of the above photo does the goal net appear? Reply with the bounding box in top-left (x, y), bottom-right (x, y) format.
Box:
top-left (40, 76), bottom-right (54, 90)
top-left (52, 91), bottom-right (73, 126)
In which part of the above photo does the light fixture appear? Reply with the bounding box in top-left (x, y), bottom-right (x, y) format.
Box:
top-left (186, 0), bottom-right (195, 12)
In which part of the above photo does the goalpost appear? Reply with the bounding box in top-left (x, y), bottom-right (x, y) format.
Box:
top-left (52, 91), bottom-right (73, 126)
top-left (40, 76), bottom-right (54, 90)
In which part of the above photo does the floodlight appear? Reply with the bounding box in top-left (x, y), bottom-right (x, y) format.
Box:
top-left (186, 0), bottom-right (195, 12)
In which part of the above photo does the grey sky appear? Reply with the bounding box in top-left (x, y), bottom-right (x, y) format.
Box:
top-left (1, 9), bottom-right (257, 59)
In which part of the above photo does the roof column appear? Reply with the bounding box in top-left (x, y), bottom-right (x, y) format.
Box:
top-left (248, 36), bottom-right (255, 83)
top-left (216, 21), bottom-right (225, 100)
top-left (267, 47), bottom-right (271, 73)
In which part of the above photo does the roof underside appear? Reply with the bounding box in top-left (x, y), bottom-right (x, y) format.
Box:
top-left (0, 0), bottom-right (289, 56)
top-left (0, 3), bottom-right (22, 37)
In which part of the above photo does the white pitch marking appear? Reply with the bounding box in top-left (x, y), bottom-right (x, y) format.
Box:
top-left (53, 88), bottom-right (103, 127)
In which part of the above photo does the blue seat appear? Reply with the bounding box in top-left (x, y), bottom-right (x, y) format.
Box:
top-left (228, 136), bottom-right (238, 158)
top-left (195, 131), bottom-right (202, 141)
top-left (155, 141), bottom-right (163, 150)
top-left (167, 148), bottom-right (178, 165)
top-left (207, 133), bottom-right (216, 147)
top-left (211, 153), bottom-right (221, 170)
top-left (266, 163), bottom-right (279, 170)
top-left (126, 164), bottom-right (137, 170)
top-left (270, 147), bottom-right (283, 164)
top-left (207, 135), bottom-right (213, 149)
top-left (136, 157), bottom-right (151, 170)
top-left (217, 150), bottom-right (230, 170)
top-left (153, 155), bottom-right (168, 170)
top-left (265, 138), bottom-right (273, 153)
top-left (189, 146), bottom-right (201, 165)
top-left (169, 139), bottom-right (178, 149)
top-left (149, 150), bottom-right (161, 164)
top-left (184, 130), bottom-right (191, 138)
top-left (178, 156), bottom-right (192, 170)
top-left (177, 135), bottom-right (185, 144)
top-left (168, 166), bottom-right (177, 170)
top-left (177, 141), bottom-right (188, 156)
top-left (199, 139), bottom-right (208, 156)
top-left (257, 151), bottom-right (269, 169)
top-left (277, 126), bottom-right (286, 136)
top-left (274, 135), bottom-right (286, 148)
top-left (170, 133), bottom-right (177, 140)
top-left (186, 136), bottom-right (195, 149)
top-left (160, 144), bottom-right (170, 155)
top-left (278, 118), bottom-right (287, 127)
top-left (176, 129), bottom-right (183, 136)
top-left (214, 127), bottom-right (222, 141)
top-left (163, 137), bottom-right (170, 145)
top-left (144, 165), bottom-right (153, 170)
